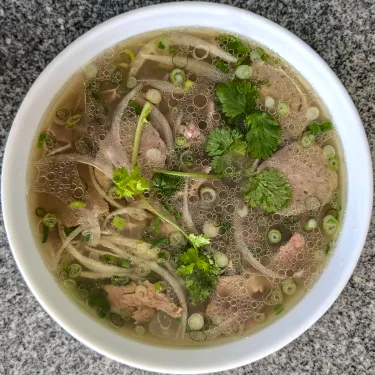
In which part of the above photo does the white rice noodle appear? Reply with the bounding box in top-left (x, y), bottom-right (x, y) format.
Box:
top-left (130, 33), bottom-right (236, 76)
top-left (47, 143), bottom-right (72, 156)
top-left (57, 221), bottom-right (134, 275)
top-left (89, 166), bottom-right (123, 209)
top-left (234, 221), bottom-right (284, 279)
top-left (80, 270), bottom-right (141, 281)
top-left (100, 236), bottom-right (157, 260)
top-left (54, 223), bottom-right (86, 270)
top-left (101, 130), bottom-right (130, 170)
top-left (103, 202), bottom-right (151, 228)
top-left (183, 180), bottom-right (198, 234)
top-left (137, 98), bottom-right (174, 150)
top-left (112, 84), bottom-right (145, 136)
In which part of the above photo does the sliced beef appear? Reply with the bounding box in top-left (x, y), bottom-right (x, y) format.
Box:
top-left (104, 280), bottom-right (182, 319)
top-left (259, 143), bottom-right (338, 215)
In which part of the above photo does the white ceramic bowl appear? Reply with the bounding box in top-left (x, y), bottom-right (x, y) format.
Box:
top-left (2, 2), bottom-right (372, 373)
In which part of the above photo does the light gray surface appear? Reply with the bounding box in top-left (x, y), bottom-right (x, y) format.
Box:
top-left (1, 1), bottom-right (374, 374)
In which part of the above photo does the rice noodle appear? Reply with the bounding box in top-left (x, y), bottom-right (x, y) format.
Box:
top-left (85, 213), bottom-right (101, 247)
top-left (81, 270), bottom-right (141, 280)
top-left (137, 98), bottom-right (174, 151)
top-left (112, 84), bottom-right (144, 136)
top-left (101, 130), bottom-right (130, 170)
top-left (100, 236), bottom-right (157, 260)
top-left (47, 143), bottom-right (72, 156)
top-left (54, 223), bottom-right (86, 270)
top-left (98, 240), bottom-right (132, 258)
top-left (140, 54), bottom-right (228, 82)
top-left (130, 33), bottom-right (236, 76)
top-left (234, 220), bottom-right (284, 279)
top-left (103, 202), bottom-right (151, 227)
top-left (57, 221), bottom-right (137, 276)
top-left (183, 180), bottom-right (198, 234)
top-left (89, 166), bottom-right (123, 209)
top-left (84, 245), bottom-right (117, 256)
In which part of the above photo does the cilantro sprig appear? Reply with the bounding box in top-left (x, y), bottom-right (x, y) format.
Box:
top-left (177, 238), bottom-right (219, 304)
top-left (215, 80), bottom-right (281, 159)
top-left (113, 166), bottom-right (149, 199)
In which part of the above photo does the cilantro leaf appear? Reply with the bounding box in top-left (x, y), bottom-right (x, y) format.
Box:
top-left (307, 121), bottom-right (333, 134)
top-left (177, 246), bottom-right (220, 304)
top-left (205, 127), bottom-right (246, 157)
top-left (243, 168), bottom-right (292, 213)
top-left (211, 155), bottom-right (233, 174)
top-left (215, 60), bottom-right (229, 73)
top-left (129, 100), bottom-right (142, 114)
top-left (254, 47), bottom-right (281, 65)
top-left (151, 173), bottom-right (183, 197)
top-left (157, 41), bottom-right (165, 50)
top-left (188, 234), bottom-right (210, 249)
top-left (215, 81), bottom-right (259, 121)
top-left (113, 166), bottom-right (149, 199)
top-left (245, 112), bottom-right (281, 159)
top-left (216, 34), bottom-right (249, 66)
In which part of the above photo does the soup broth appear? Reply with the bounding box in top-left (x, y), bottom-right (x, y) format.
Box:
top-left (27, 28), bottom-right (345, 347)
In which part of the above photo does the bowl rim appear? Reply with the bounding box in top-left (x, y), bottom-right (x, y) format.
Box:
top-left (2, 2), bottom-right (373, 373)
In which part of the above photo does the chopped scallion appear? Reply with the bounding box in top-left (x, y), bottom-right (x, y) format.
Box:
top-left (43, 213), bottom-right (57, 229)
top-left (305, 218), bottom-right (318, 231)
top-left (69, 201), bottom-right (86, 209)
top-left (301, 132), bottom-right (316, 148)
top-left (35, 207), bottom-right (46, 217)
top-left (214, 252), bottom-right (229, 268)
top-left (56, 107), bottom-right (71, 121)
top-left (253, 312), bottom-right (266, 323)
top-left (121, 258), bottom-right (131, 268)
top-left (281, 278), bottom-right (296, 295)
top-left (275, 305), bottom-right (284, 315)
top-left (150, 237), bottom-right (167, 249)
top-left (42, 225), bottom-right (49, 243)
top-left (268, 229), bottom-right (282, 244)
top-left (110, 312), bottom-right (125, 327)
top-left (234, 65), bottom-right (252, 80)
top-left (120, 49), bottom-right (135, 63)
top-left (67, 263), bottom-right (82, 278)
top-left (277, 102), bottom-right (289, 116)
top-left (170, 68), bottom-right (186, 85)
top-left (66, 114), bottom-right (81, 128)
top-left (154, 280), bottom-right (168, 292)
top-left (322, 145), bottom-right (336, 159)
top-left (157, 250), bottom-right (170, 264)
top-left (111, 216), bottom-right (126, 231)
top-left (323, 215), bottom-right (339, 235)
top-left (111, 275), bottom-right (130, 286)
top-left (329, 158), bottom-right (339, 171)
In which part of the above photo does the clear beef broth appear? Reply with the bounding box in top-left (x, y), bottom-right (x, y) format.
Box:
top-left (27, 28), bottom-right (345, 347)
